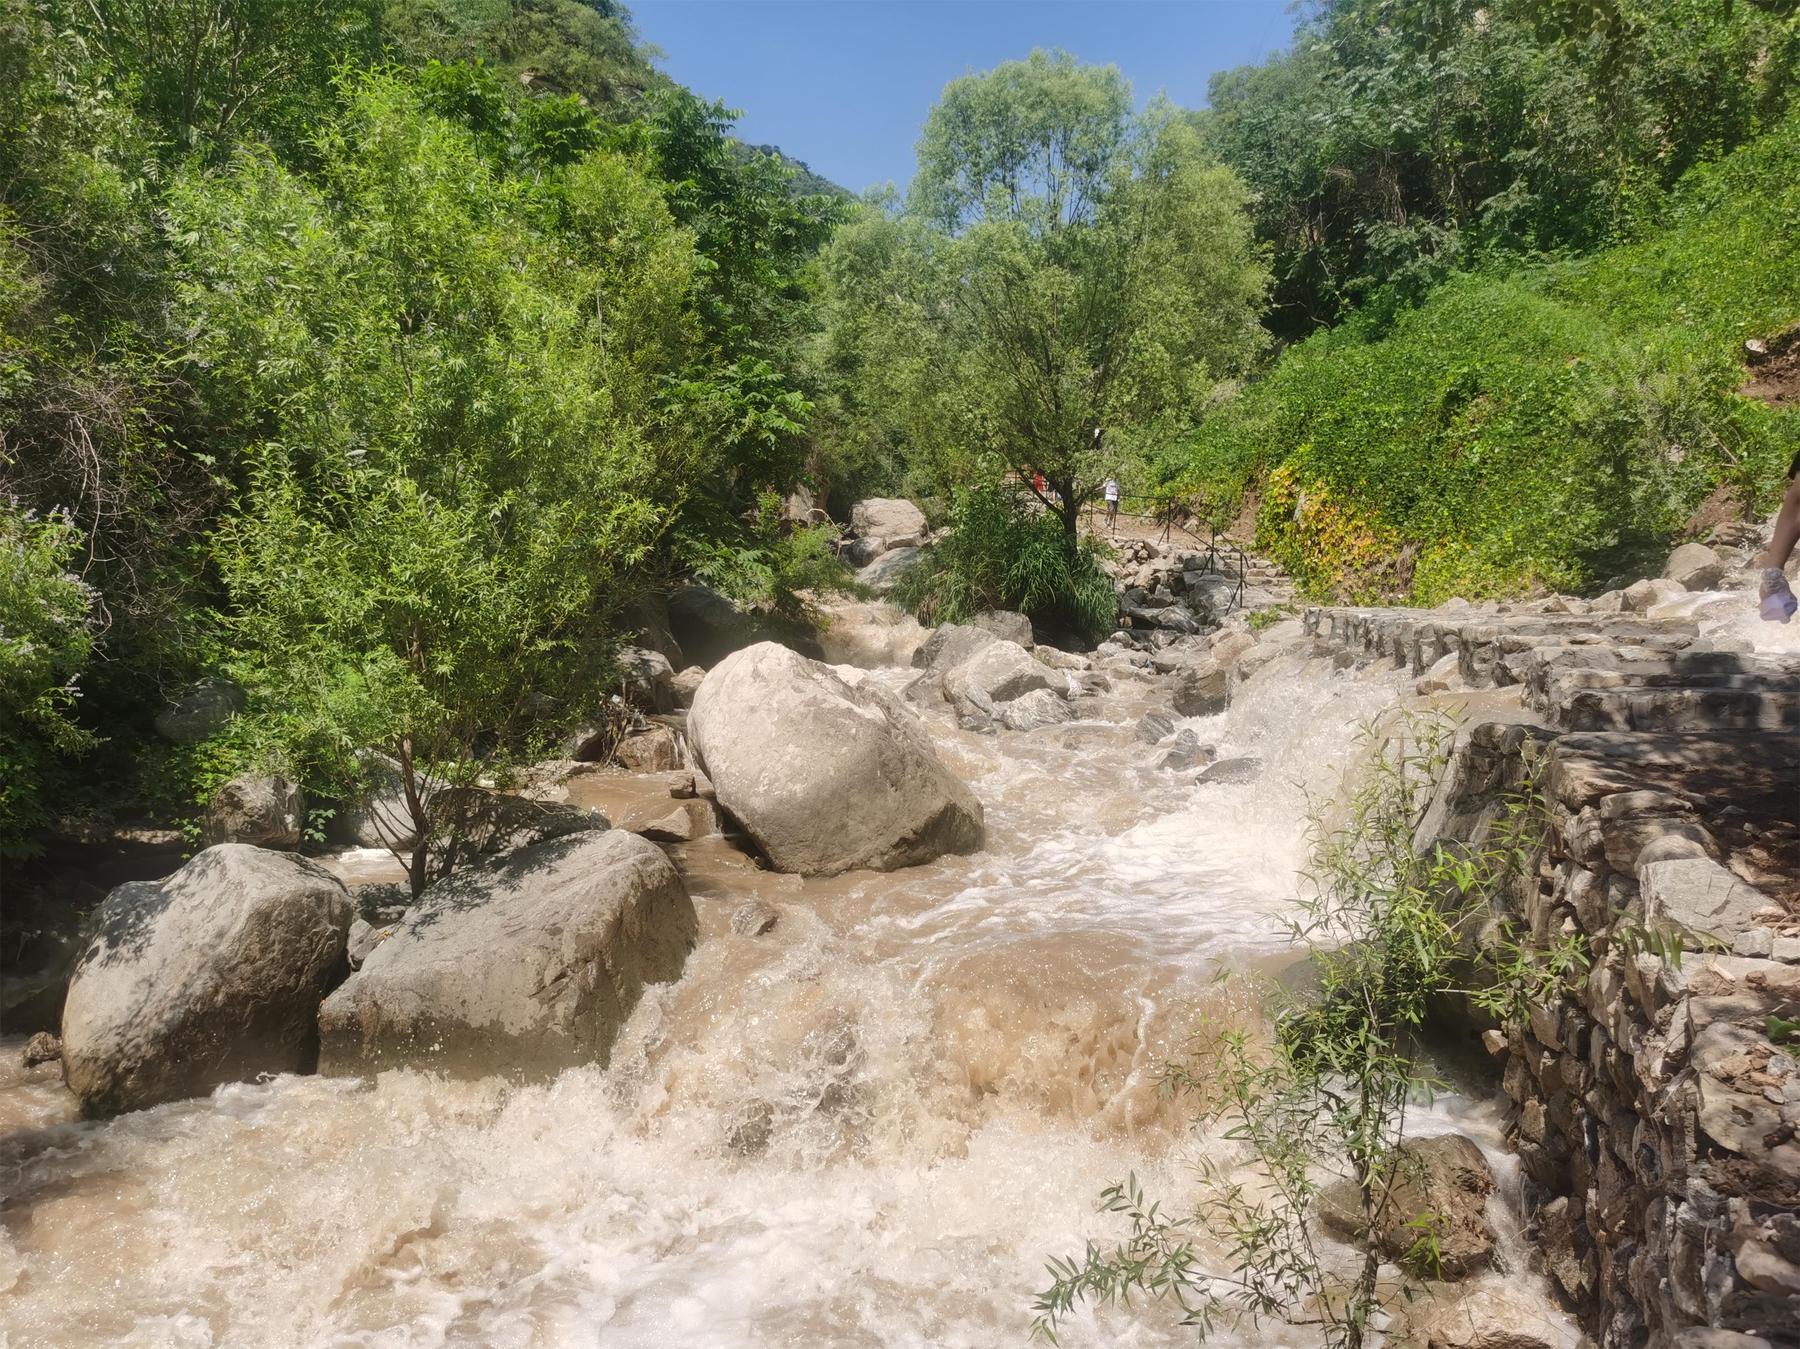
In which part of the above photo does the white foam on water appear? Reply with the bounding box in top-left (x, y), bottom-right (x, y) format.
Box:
top-left (0, 636), bottom-right (1558, 1348)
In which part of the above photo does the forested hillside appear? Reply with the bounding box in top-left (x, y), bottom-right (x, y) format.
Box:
top-left (0, 0), bottom-right (844, 859)
top-left (5, 0), bottom-right (1799, 865)
top-left (1167, 0), bottom-right (1800, 600)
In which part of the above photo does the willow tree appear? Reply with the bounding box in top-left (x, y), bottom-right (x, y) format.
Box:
top-left (833, 50), bottom-right (1269, 542)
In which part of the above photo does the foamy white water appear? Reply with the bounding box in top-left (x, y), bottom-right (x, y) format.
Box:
top-left (0, 632), bottom-right (1549, 1349)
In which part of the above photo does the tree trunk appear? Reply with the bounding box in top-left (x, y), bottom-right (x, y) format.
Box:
top-left (1055, 482), bottom-right (1080, 549)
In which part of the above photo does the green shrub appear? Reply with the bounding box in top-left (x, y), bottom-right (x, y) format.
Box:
top-left (1171, 111), bottom-right (1800, 602)
top-left (0, 502), bottom-right (95, 856)
top-left (893, 484), bottom-right (1115, 642)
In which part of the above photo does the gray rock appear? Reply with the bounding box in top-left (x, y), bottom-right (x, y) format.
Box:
top-left (967, 610), bottom-right (1033, 646)
top-left (318, 830), bottom-right (696, 1079)
top-left (1641, 856), bottom-right (1771, 944)
top-left (671, 665), bottom-right (706, 709)
top-left (1416, 652), bottom-right (1463, 696)
top-left (843, 535), bottom-right (887, 568)
top-left (333, 751), bottom-right (444, 851)
top-left (1196, 756), bottom-right (1261, 785)
top-left (1156, 729), bottom-right (1214, 771)
top-left (913, 623), bottom-right (1000, 672)
top-left (201, 774), bottom-right (304, 849)
top-left (855, 546), bottom-right (922, 594)
top-left (432, 787), bottom-right (606, 857)
top-left (61, 845), bottom-right (353, 1116)
top-left (1405, 1282), bottom-right (1565, 1349)
top-left (849, 497), bottom-right (926, 542)
top-left (619, 645), bottom-right (675, 713)
top-left (731, 900), bottom-right (779, 936)
top-left (997, 687), bottom-right (1075, 732)
top-left (640, 806), bottom-right (699, 843)
top-left (22, 1031), bottom-right (60, 1067)
top-left (153, 677), bottom-right (243, 743)
top-left (1169, 657), bottom-right (1229, 716)
top-left (689, 643), bottom-right (983, 875)
top-left (345, 918), bottom-right (382, 970)
top-left (1623, 577), bottom-right (1686, 613)
top-left (615, 724), bottom-right (681, 772)
top-left (1317, 1133), bottom-right (1497, 1278)
top-left (1135, 710), bottom-right (1177, 744)
top-left (942, 640), bottom-right (1066, 705)
top-left (1664, 542), bottom-right (1725, 592)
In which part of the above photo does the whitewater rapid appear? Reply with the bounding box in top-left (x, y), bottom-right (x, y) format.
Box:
top-left (2, 638), bottom-right (1553, 1348)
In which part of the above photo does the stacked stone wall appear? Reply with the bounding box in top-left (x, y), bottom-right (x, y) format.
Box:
top-left (1303, 603), bottom-right (1800, 1349)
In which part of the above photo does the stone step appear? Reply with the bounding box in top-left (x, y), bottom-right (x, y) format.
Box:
top-left (1549, 683), bottom-right (1800, 732)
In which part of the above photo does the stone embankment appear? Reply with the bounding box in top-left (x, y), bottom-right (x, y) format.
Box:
top-left (1301, 594), bottom-right (1800, 1349)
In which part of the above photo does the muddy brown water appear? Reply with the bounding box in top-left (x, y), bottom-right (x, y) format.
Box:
top-left (0, 644), bottom-right (1575, 1348)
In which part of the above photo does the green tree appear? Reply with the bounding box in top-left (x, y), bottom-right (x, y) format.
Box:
top-left (0, 501), bottom-right (96, 856)
top-left (822, 51), bottom-right (1268, 548)
top-left (172, 73), bottom-right (701, 891)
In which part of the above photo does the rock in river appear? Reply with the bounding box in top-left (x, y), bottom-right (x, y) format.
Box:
top-left (60, 844), bottom-right (353, 1117)
top-left (689, 643), bottom-right (984, 875)
top-left (318, 830), bottom-right (696, 1079)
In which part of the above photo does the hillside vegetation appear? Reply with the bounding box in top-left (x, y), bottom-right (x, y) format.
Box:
top-left (1169, 115), bottom-right (1800, 601)
top-left (1155, 0), bottom-right (1800, 602)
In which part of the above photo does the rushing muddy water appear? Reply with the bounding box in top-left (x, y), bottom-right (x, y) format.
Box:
top-left (2, 634), bottom-right (1579, 1348)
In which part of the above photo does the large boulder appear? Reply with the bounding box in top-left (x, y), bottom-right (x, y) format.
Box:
top-left (1168, 656), bottom-right (1230, 716)
top-left (941, 641), bottom-right (1066, 706)
top-left (318, 830), bottom-right (696, 1079)
top-left (1664, 542), bottom-right (1725, 592)
top-left (913, 622), bottom-right (1001, 673)
top-left (1318, 1133), bottom-right (1497, 1277)
top-left (856, 546), bottom-right (922, 595)
top-left (60, 845), bottom-right (353, 1116)
top-left (619, 645), bottom-right (675, 713)
top-left (850, 497), bottom-right (926, 542)
top-left (967, 610), bottom-right (1033, 646)
top-left (688, 643), bottom-right (984, 874)
top-left (332, 751), bottom-right (443, 850)
top-left (201, 774), bottom-right (305, 849)
top-left (431, 787), bottom-right (606, 856)
top-left (153, 677), bottom-right (243, 744)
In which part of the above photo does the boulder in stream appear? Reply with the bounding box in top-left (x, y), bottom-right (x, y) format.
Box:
top-left (318, 829), bottom-right (696, 1079)
top-left (1317, 1132), bottom-right (1498, 1278)
top-left (60, 844), bottom-right (353, 1116)
top-left (689, 643), bottom-right (984, 874)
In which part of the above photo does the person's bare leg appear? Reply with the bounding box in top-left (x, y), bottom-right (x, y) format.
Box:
top-left (1756, 472), bottom-right (1800, 621)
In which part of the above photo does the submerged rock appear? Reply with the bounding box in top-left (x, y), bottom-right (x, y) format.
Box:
top-left (21, 1031), bottom-right (61, 1068)
top-left (1196, 756), bottom-right (1261, 786)
top-left (689, 643), bottom-right (983, 875)
top-left (61, 844), bottom-right (353, 1116)
top-left (318, 830), bottom-right (696, 1079)
top-left (731, 900), bottom-right (780, 936)
top-left (1318, 1133), bottom-right (1498, 1278)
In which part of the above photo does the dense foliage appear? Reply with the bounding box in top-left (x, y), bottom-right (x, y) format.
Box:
top-left (813, 52), bottom-right (1268, 634)
top-left (1170, 106), bottom-right (1800, 601)
top-left (5, 0), bottom-right (1800, 860)
top-left (0, 0), bottom-right (843, 871)
top-left (1203, 0), bottom-right (1800, 337)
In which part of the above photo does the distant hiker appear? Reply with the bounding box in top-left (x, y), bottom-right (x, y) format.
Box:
top-left (1103, 475), bottom-right (1120, 530)
top-left (1033, 471), bottom-right (1046, 499)
top-left (1758, 450), bottom-right (1800, 621)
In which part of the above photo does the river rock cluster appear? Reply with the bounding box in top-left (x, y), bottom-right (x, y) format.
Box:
top-left (30, 492), bottom-right (1800, 1349)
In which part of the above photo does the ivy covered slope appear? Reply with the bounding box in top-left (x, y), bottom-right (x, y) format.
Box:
top-left (1172, 114), bottom-right (1800, 604)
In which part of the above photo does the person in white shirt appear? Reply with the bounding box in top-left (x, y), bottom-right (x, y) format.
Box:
top-left (1103, 475), bottom-right (1120, 530)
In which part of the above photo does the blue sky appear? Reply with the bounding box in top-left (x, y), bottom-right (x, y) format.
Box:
top-left (631, 1), bottom-right (1299, 195)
